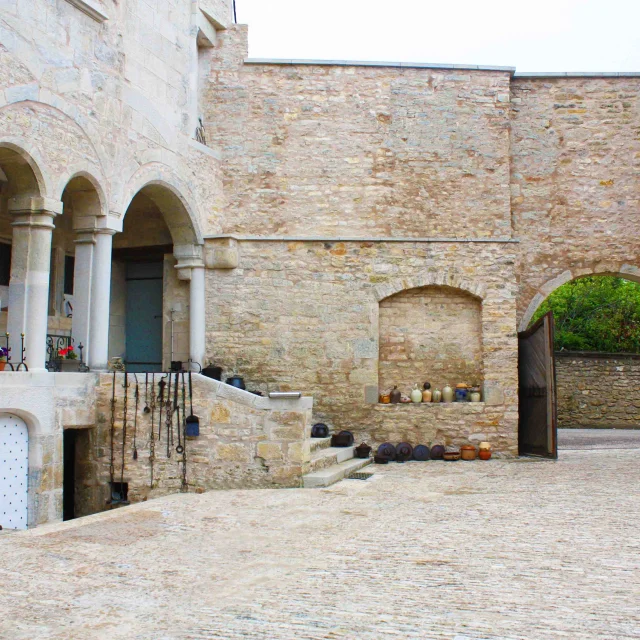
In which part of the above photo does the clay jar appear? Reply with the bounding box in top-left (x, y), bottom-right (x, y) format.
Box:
top-left (460, 445), bottom-right (477, 461)
top-left (422, 388), bottom-right (432, 402)
top-left (479, 449), bottom-right (492, 460)
top-left (432, 388), bottom-right (442, 403)
top-left (410, 384), bottom-right (423, 403)
top-left (380, 393), bottom-right (391, 404)
top-left (442, 385), bottom-right (454, 403)
top-left (470, 389), bottom-right (481, 403)
top-left (390, 386), bottom-right (401, 404)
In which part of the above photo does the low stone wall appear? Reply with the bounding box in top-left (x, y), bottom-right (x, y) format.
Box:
top-left (555, 352), bottom-right (640, 428)
top-left (0, 372), bottom-right (312, 527)
top-left (90, 373), bottom-right (313, 515)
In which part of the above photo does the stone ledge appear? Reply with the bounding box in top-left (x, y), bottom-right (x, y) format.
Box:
top-left (245, 59), bottom-right (516, 73)
top-left (203, 234), bottom-right (519, 244)
top-left (373, 402), bottom-right (486, 409)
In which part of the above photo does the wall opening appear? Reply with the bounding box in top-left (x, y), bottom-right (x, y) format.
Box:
top-left (530, 275), bottom-right (640, 430)
top-left (378, 285), bottom-right (484, 395)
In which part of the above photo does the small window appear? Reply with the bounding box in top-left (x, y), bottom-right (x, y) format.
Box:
top-left (64, 255), bottom-right (75, 295)
top-left (0, 243), bottom-right (11, 286)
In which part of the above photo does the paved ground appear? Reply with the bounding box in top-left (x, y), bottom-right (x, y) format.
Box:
top-left (1, 442), bottom-right (639, 639)
top-left (558, 427), bottom-right (640, 450)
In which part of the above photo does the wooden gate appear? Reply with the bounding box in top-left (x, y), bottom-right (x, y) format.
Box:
top-left (518, 312), bottom-right (558, 458)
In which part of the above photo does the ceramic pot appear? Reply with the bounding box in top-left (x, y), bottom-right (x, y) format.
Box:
top-left (432, 388), bottom-right (442, 403)
top-left (478, 441), bottom-right (491, 450)
top-left (422, 388), bottom-right (432, 402)
top-left (479, 449), bottom-right (492, 460)
top-left (423, 381), bottom-right (431, 390)
top-left (355, 442), bottom-right (372, 459)
top-left (460, 445), bottom-right (477, 461)
top-left (390, 386), bottom-right (402, 404)
top-left (442, 385), bottom-right (454, 403)
top-left (410, 385), bottom-right (423, 403)
top-left (57, 359), bottom-right (81, 372)
top-left (380, 393), bottom-right (391, 404)
top-left (430, 444), bottom-right (445, 460)
top-left (0, 361), bottom-right (6, 371)
top-left (455, 388), bottom-right (468, 402)
top-left (470, 391), bottom-right (481, 403)
top-left (443, 450), bottom-right (460, 461)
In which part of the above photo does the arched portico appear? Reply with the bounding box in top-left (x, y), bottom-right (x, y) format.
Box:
top-left (109, 173), bottom-right (205, 371)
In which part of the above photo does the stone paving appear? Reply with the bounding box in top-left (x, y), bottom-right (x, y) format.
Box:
top-left (1, 443), bottom-right (639, 639)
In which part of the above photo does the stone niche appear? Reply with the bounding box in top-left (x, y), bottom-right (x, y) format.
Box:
top-left (378, 285), bottom-right (484, 394)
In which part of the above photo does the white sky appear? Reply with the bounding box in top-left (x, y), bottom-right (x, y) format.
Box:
top-left (235, 0), bottom-right (640, 72)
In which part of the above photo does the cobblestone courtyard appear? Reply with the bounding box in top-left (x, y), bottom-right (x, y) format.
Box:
top-left (1, 434), bottom-right (639, 639)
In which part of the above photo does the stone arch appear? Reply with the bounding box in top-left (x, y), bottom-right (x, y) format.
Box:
top-left (0, 92), bottom-right (110, 179)
top-left (120, 164), bottom-right (204, 245)
top-left (373, 268), bottom-right (486, 303)
top-left (54, 167), bottom-right (109, 217)
top-left (0, 138), bottom-right (51, 197)
top-left (518, 263), bottom-right (640, 331)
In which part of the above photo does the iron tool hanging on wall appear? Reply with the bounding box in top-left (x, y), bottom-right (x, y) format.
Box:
top-left (132, 374), bottom-right (139, 460)
top-left (149, 373), bottom-right (156, 489)
top-left (185, 371), bottom-right (200, 437)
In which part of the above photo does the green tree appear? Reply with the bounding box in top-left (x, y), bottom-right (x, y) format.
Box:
top-left (531, 276), bottom-right (640, 353)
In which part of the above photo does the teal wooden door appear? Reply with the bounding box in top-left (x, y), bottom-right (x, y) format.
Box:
top-left (125, 262), bottom-right (163, 372)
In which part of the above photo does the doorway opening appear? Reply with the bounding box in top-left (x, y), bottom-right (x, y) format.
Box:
top-left (63, 428), bottom-right (93, 521)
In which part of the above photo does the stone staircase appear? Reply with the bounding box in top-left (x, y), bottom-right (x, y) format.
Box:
top-left (302, 436), bottom-right (373, 488)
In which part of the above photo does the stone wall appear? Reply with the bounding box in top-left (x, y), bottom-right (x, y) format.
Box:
top-left (85, 373), bottom-right (312, 514)
top-left (205, 30), bottom-right (513, 238)
top-left (379, 285), bottom-right (483, 394)
top-left (511, 77), bottom-right (640, 328)
top-left (555, 352), bottom-right (640, 428)
top-left (0, 371), bottom-right (312, 526)
top-left (206, 243), bottom-right (519, 454)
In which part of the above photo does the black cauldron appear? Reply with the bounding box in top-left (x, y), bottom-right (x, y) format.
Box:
top-left (331, 430), bottom-right (354, 447)
top-left (413, 444), bottom-right (430, 461)
top-left (430, 444), bottom-right (445, 460)
top-left (311, 423), bottom-right (329, 438)
top-left (225, 375), bottom-right (246, 390)
top-left (396, 442), bottom-right (413, 462)
top-left (354, 442), bottom-right (372, 459)
top-left (202, 364), bottom-right (222, 381)
top-left (377, 442), bottom-right (396, 461)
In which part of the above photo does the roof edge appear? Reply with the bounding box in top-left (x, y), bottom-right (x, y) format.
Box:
top-left (244, 58), bottom-right (516, 73)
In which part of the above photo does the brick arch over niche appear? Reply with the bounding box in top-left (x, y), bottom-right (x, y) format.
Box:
top-left (378, 284), bottom-right (484, 394)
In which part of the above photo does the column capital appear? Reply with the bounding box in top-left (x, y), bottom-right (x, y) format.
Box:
top-left (174, 244), bottom-right (204, 281)
top-left (8, 196), bottom-right (63, 229)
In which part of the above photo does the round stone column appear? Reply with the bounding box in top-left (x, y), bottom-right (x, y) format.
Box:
top-left (88, 228), bottom-right (115, 371)
top-left (189, 264), bottom-right (206, 369)
top-left (6, 196), bottom-right (62, 371)
top-left (71, 230), bottom-right (96, 362)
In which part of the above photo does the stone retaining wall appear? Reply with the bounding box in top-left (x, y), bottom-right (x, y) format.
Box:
top-left (0, 372), bottom-right (312, 527)
top-left (556, 352), bottom-right (640, 428)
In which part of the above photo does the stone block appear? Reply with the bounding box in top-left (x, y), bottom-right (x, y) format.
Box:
top-left (257, 442), bottom-right (283, 461)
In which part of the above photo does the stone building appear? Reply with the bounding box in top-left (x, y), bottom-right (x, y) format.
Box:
top-left (1, 0), bottom-right (639, 527)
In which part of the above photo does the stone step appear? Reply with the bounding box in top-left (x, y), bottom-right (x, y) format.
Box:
top-left (309, 445), bottom-right (355, 473)
top-left (303, 457), bottom-right (373, 488)
top-left (310, 437), bottom-right (332, 453)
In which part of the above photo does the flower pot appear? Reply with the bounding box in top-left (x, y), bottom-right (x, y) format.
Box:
top-left (57, 359), bottom-right (81, 372)
top-left (479, 449), bottom-right (492, 460)
top-left (460, 445), bottom-right (477, 461)
top-left (0, 361), bottom-right (6, 371)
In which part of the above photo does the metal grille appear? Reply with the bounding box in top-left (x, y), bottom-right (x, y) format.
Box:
top-left (0, 414), bottom-right (28, 530)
